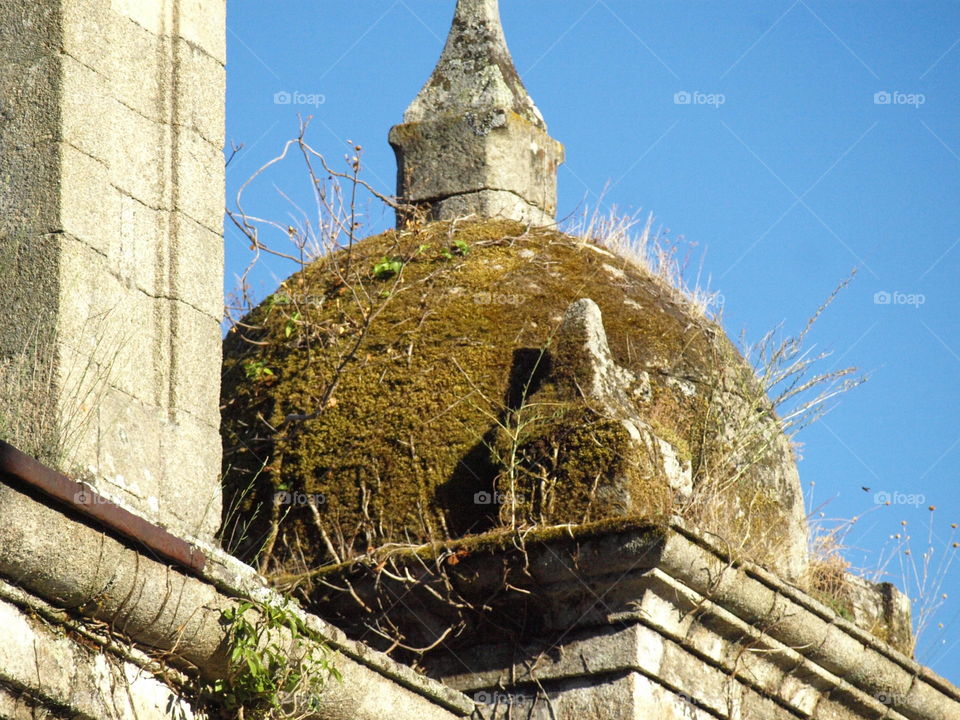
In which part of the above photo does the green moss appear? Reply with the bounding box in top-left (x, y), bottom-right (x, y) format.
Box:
top-left (489, 394), bottom-right (673, 527)
top-left (221, 219), bottom-right (795, 575)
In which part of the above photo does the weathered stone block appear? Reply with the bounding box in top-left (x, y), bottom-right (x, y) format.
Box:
top-left (60, 143), bottom-right (121, 254)
top-left (659, 641), bottom-right (733, 717)
top-left (175, 128), bottom-right (224, 233)
top-left (633, 674), bottom-right (716, 720)
top-left (779, 672), bottom-right (824, 716)
top-left (476, 673), bottom-right (640, 720)
top-left (55, 234), bottom-right (125, 353)
top-left (0, 54), bottom-right (61, 236)
top-left (161, 410), bottom-right (223, 537)
top-left (120, 192), bottom-right (169, 297)
top-left (172, 211), bottom-right (224, 321)
top-left (109, 100), bottom-right (168, 209)
top-left (175, 37), bottom-right (226, 146)
top-left (169, 301), bottom-right (221, 426)
top-left (432, 190), bottom-right (554, 227)
top-left (736, 690), bottom-right (801, 720)
top-left (428, 623), bottom-right (665, 693)
top-left (0, 54), bottom-right (60, 147)
top-left (111, 13), bottom-right (166, 122)
top-left (93, 388), bottom-right (165, 512)
top-left (110, 0), bottom-right (169, 37)
top-left (390, 113), bottom-right (563, 224)
top-left (845, 575), bottom-right (914, 656)
top-left (177, 0), bottom-right (227, 64)
top-left (0, 2), bottom-right (59, 61)
top-left (60, 54), bottom-right (113, 164)
top-left (55, 234), bottom-right (162, 396)
top-left (62, 0), bottom-right (113, 76)
top-left (683, 619), bottom-right (728, 666)
top-left (634, 579), bottom-right (696, 638)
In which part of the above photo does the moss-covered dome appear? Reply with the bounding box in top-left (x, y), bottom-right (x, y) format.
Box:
top-left (221, 219), bottom-right (807, 581)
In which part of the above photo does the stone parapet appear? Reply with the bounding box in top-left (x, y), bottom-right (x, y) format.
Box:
top-left (313, 521), bottom-right (959, 719)
top-left (0, 476), bottom-right (475, 720)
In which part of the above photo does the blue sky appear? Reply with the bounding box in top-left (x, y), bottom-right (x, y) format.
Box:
top-left (225, 1), bottom-right (960, 681)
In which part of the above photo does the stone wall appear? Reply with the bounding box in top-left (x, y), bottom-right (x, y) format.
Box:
top-left (0, 589), bottom-right (198, 720)
top-left (0, 0), bottom-right (225, 540)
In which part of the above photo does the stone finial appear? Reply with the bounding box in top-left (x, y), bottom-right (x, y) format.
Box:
top-left (389, 0), bottom-right (564, 226)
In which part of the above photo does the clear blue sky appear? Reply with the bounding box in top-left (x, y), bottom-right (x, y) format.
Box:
top-left (225, 1), bottom-right (960, 681)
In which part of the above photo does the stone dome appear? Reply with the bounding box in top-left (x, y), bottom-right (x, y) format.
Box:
top-left (221, 219), bottom-right (809, 582)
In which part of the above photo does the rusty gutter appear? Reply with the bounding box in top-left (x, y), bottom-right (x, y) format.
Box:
top-left (0, 440), bottom-right (207, 575)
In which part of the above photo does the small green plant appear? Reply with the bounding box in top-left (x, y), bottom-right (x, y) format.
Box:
top-left (442, 238), bottom-right (470, 259)
top-left (284, 312), bottom-right (301, 339)
top-left (372, 256), bottom-right (403, 279)
top-left (214, 599), bottom-right (340, 719)
top-left (244, 361), bottom-right (275, 382)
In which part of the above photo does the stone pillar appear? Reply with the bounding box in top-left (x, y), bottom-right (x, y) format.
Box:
top-left (0, 0), bottom-right (225, 541)
top-left (389, 0), bottom-right (564, 226)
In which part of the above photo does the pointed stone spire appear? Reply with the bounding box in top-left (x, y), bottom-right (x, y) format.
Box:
top-left (390, 0), bottom-right (564, 226)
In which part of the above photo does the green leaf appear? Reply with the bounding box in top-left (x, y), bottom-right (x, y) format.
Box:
top-left (372, 256), bottom-right (403, 279)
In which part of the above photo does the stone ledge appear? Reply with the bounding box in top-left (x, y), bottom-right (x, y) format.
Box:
top-left (312, 520), bottom-right (960, 719)
top-left (0, 479), bottom-right (475, 719)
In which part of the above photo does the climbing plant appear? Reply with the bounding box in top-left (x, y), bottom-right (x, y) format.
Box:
top-left (213, 598), bottom-right (341, 719)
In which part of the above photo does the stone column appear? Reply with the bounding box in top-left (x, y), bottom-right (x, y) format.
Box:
top-left (389, 0), bottom-right (565, 226)
top-left (0, 0), bottom-right (225, 541)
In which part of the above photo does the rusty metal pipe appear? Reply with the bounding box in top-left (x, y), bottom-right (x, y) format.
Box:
top-left (0, 439), bottom-right (206, 574)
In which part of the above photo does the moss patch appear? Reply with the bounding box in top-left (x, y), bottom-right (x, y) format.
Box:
top-left (220, 219), bottom-right (798, 577)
